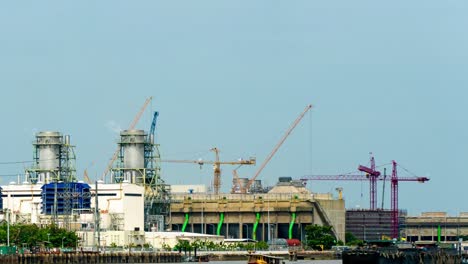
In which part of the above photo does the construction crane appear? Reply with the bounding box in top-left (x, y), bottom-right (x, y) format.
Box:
top-left (83, 161), bottom-right (95, 184)
top-left (239, 104), bottom-right (312, 193)
top-left (387, 161), bottom-right (429, 238)
top-left (162, 147), bottom-right (256, 195)
top-left (300, 160), bottom-right (429, 239)
top-left (358, 154), bottom-right (381, 210)
top-left (231, 165), bottom-right (244, 193)
top-left (149, 111), bottom-right (159, 139)
top-left (100, 97), bottom-right (153, 182)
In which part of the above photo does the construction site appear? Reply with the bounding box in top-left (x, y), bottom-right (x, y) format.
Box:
top-left (0, 98), bottom-right (343, 249)
top-left (0, 97), bottom-right (450, 249)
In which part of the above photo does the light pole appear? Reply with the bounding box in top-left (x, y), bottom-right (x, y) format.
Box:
top-left (267, 199), bottom-right (270, 242)
top-left (62, 237), bottom-right (66, 249)
top-left (47, 233), bottom-right (51, 245)
top-left (361, 225), bottom-right (366, 241)
top-left (6, 209), bottom-right (9, 247)
top-left (201, 201), bottom-right (204, 234)
top-left (269, 224), bottom-right (275, 241)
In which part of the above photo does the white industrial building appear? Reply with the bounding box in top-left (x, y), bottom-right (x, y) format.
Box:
top-left (2, 182), bottom-right (143, 231)
top-left (0, 130), bottom-right (211, 248)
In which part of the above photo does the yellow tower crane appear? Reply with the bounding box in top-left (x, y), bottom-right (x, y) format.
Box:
top-left (162, 147), bottom-right (256, 195)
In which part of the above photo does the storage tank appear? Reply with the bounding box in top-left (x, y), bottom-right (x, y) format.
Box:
top-left (120, 129), bottom-right (146, 183)
top-left (34, 131), bottom-right (62, 182)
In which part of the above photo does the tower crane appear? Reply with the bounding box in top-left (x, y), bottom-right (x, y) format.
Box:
top-left (300, 160), bottom-right (429, 239)
top-left (358, 154), bottom-right (381, 210)
top-left (238, 104), bottom-right (312, 193)
top-left (100, 97), bottom-right (153, 182)
top-left (231, 165), bottom-right (244, 193)
top-left (162, 148), bottom-right (256, 195)
top-left (149, 111), bottom-right (159, 139)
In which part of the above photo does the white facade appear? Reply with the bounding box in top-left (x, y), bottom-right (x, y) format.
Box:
top-left (2, 183), bottom-right (43, 224)
top-left (145, 232), bottom-right (224, 249)
top-left (1, 182), bottom-right (144, 232)
top-left (93, 182), bottom-right (144, 231)
top-left (77, 230), bottom-right (145, 248)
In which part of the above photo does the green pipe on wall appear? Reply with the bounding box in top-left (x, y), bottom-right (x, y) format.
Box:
top-left (289, 212), bottom-right (296, 239)
top-left (181, 213), bottom-right (189, 232)
top-left (252, 213), bottom-right (261, 241)
top-left (217, 213), bottom-right (224, 236)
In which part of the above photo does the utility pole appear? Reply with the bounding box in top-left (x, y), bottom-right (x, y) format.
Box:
top-left (201, 201), bottom-right (204, 234)
top-left (6, 209), bottom-right (9, 247)
top-left (94, 181), bottom-right (101, 252)
top-left (54, 180), bottom-right (58, 224)
top-left (267, 199), bottom-right (270, 242)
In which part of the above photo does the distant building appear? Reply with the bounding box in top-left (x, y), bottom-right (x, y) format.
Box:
top-left (346, 209), bottom-right (407, 241)
top-left (401, 212), bottom-right (468, 242)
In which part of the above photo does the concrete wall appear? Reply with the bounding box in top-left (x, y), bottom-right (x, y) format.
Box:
top-left (402, 215), bottom-right (468, 242)
top-left (77, 230), bottom-right (145, 248)
top-left (315, 199), bottom-right (346, 242)
top-left (145, 232), bottom-right (224, 249)
top-left (169, 193), bottom-right (345, 242)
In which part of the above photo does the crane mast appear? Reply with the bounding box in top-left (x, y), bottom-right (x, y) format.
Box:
top-left (162, 148), bottom-right (256, 194)
top-left (211, 147), bottom-right (222, 195)
top-left (300, 160), bottom-right (429, 239)
top-left (243, 104), bottom-right (312, 193)
top-left (358, 154), bottom-right (381, 210)
top-left (391, 160), bottom-right (398, 239)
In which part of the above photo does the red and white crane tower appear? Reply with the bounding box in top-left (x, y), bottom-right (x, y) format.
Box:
top-left (300, 158), bottom-right (429, 239)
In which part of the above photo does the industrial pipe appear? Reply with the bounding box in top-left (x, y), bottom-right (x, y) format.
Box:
top-left (181, 213), bottom-right (189, 232)
top-left (289, 212), bottom-right (296, 239)
top-left (252, 213), bottom-right (261, 241)
top-left (437, 225), bottom-right (441, 242)
top-left (217, 213), bottom-right (224, 236)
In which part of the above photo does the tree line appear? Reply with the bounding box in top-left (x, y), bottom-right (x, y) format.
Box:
top-left (0, 223), bottom-right (78, 249)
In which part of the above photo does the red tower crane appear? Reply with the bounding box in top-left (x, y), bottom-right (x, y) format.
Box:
top-left (300, 160), bottom-right (429, 239)
top-left (358, 154), bottom-right (381, 210)
top-left (388, 160), bottom-right (430, 238)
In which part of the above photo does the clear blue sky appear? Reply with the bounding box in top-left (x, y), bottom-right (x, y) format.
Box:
top-left (0, 1), bottom-right (467, 216)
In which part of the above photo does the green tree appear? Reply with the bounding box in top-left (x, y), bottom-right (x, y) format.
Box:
top-left (161, 243), bottom-right (172, 251)
top-left (345, 232), bottom-right (363, 246)
top-left (255, 241), bottom-right (269, 250)
top-left (174, 239), bottom-right (192, 252)
top-left (0, 223), bottom-right (78, 249)
top-left (304, 225), bottom-right (336, 250)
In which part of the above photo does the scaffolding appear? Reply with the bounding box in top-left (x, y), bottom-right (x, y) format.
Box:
top-left (111, 130), bottom-right (171, 231)
top-left (26, 132), bottom-right (76, 183)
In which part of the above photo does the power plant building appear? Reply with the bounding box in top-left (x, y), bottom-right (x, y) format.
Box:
top-left (1, 129), bottom-right (347, 248)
